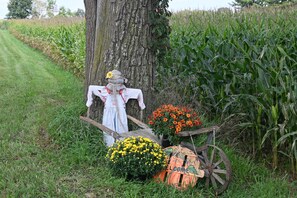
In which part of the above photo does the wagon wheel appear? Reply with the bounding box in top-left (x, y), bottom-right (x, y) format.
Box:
top-left (199, 144), bottom-right (231, 195)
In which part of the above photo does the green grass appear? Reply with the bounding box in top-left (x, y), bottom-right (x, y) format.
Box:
top-left (0, 29), bottom-right (100, 197)
top-left (0, 30), bottom-right (296, 197)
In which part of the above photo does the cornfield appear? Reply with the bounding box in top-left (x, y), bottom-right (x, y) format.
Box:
top-left (158, 7), bottom-right (297, 173)
top-left (6, 17), bottom-right (85, 77)
top-left (4, 6), bottom-right (297, 173)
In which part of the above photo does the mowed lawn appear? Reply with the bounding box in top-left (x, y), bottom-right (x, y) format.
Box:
top-left (0, 30), bottom-right (296, 197)
top-left (0, 29), bottom-right (101, 197)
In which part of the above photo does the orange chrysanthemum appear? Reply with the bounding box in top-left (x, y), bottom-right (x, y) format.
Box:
top-left (148, 104), bottom-right (203, 145)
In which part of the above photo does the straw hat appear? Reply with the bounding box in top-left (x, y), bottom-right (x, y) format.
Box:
top-left (106, 70), bottom-right (128, 84)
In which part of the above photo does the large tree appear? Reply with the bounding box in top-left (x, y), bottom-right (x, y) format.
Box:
top-left (75, 8), bottom-right (85, 18)
top-left (84, 0), bottom-right (170, 121)
top-left (6, 0), bottom-right (33, 19)
top-left (31, 0), bottom-right (57, 18)
top-left (31, 0), bottom-right (47, 19)
top-left (57, 6), bottom-right (67, 16)
top-left (46, 0), bottom-right (57, 18)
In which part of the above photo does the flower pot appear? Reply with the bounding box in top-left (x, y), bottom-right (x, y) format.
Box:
top-left (161, 135), bottom-right (172, 148)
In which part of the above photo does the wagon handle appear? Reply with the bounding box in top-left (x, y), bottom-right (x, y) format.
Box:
top-left (79, 116), bottom-right (122, 140)
top-left (140, 110), bottom-right (143, 122)
top-left (127, 114), bottom-right (150, 129)
top-left (177, 126), bottom-right (220, 137)
top-left (87, 107), bottom-right (90, 118)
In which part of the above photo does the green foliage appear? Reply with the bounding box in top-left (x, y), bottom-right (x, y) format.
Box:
top-left (150, 0), bottom-right (172, 63)
top-left (7, 0), bottom-right (33, 19)
top-left (58, 6), bottom-right (74, 17)
top-left (75, 8), bottom-right (85, 18)
top-left (31, 0), bottom-right (47, 18)
top-left (0, 20), bottom-right (9, 30)
top-left (58, 6), bottom-right (67, 16)
top-left (158, 8), bottom-right (297, 173)
top-left (46, 0), bottom-right (56, 18)
top-left (31, 0), bottom-right (57, 18)
top-left (232, 0), bottom-right (297, 8)
top-left (232, 0), bottom-right (255, 8)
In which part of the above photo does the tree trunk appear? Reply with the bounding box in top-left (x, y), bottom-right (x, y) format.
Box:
top-left (84, 0), bottom-right (155, 122)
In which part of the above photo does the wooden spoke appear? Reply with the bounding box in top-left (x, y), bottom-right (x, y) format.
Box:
top-left (205, 177), bottom-right (210, 188)
top-left (213, 159), bottom-right (223, 168)
top-left (210, 175), bottom-right (218, 189)
top-left (202, 150), bottom-right (210, 165)
top-left (198, 155), bottom-right (206, 168)
top-left (212, 173), bottom-right (225, 185)
top-left (210, 147), bottom-right (215, 164)
top-left (213, 169), bottom-right (227, 174)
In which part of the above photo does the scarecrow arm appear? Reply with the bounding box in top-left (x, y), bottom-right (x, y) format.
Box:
top-left (125, 88), bottom-right (146, 109)
top-left (86, 85), bottom-right (105, 107)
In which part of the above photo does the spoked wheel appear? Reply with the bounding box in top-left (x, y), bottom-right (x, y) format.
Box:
top-left (199, 145), bottom-right (231, 195)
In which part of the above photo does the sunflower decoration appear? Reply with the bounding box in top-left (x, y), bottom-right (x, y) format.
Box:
top-left (105, 71), bottom-right (113, 79)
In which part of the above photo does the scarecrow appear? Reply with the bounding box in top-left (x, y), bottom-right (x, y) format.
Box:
top-left (86, 70), bottom-right (146, 146)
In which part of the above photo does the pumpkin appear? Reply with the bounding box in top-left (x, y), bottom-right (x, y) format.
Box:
top-left (154, 145), bottom-right (205, 190)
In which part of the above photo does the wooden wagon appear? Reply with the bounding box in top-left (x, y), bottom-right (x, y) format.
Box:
top-left (80, 115), bottom-right (231, 195)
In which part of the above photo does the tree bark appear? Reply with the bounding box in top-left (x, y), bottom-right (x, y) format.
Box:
top-left (84, 0), bottom-right (97, 87)
top-left (84, 0), bottom-right (155, 122)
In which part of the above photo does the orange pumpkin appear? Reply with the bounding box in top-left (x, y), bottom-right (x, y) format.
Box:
top-left (154, 145), bottom-right (205, 190)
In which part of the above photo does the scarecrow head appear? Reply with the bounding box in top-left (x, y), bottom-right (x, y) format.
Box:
top-left (105, 70), bottom-right (128, 84)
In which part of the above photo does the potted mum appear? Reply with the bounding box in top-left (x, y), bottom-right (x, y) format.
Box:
top-left (148, 104), bottom-right (203, 146)
top-left (106, 136), bottom-right (166, 180)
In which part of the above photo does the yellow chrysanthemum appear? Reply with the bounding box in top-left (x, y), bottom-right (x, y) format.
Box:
top-left (106, 136), bottom-right (166, 180)
top-left (105, 71), bottom-right (113, 79)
